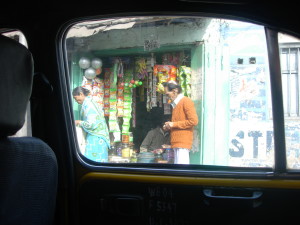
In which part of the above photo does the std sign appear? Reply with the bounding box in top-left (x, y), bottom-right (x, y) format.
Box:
top-left (228, 121), bottom-right (274, 167)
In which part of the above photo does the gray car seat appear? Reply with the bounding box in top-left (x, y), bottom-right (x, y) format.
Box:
top-left (0, 34), bottom-right (58, 225)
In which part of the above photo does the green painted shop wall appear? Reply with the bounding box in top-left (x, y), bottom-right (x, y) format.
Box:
top-left (201, 43), bottom-right (230, 165)
top-left (190, 44), bottom-right (203, 164)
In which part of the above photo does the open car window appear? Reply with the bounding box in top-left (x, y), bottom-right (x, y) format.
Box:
top-left (278, 32), bottom-right (300, 170)
top-left (64, 16), bottom-right (277, 168)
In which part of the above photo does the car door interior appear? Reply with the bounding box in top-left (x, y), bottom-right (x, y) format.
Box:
top-left (63, 15), bottom-right (300, 225)
top-left (2, 1), bottom-right (300, 225)
top-left (77, 171), bottom-right (300, 225)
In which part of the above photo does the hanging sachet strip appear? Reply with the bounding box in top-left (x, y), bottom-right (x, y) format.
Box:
top-left (146, 72), bottom-right (152, 111)
top-left (108, 61), bottom-right (121, 141)
top-left (103, 68), bottom-right (111, 116)
top-left (179, 66), bottom-right (191, 97)
top-left (92, 77), bottom-right (104, 109)
top-left (122, 69), bottom-right (133, 135)
top-left (132, 87), bottom-right (136, 128)
top-left (152, 72), bottom-right (157, 107)
top-left (117, 78), bottom-right (124, 117)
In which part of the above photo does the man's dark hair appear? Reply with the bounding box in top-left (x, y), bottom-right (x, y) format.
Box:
top-left (157, 115), bottom-right (171, 127)
top-left (72, 86), bottom-right (90, 96)
top-left (162, 82), bottom-right (182, 93)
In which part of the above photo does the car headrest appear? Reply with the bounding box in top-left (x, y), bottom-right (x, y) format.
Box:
top-left (0, 35), bottom-right (33, 137)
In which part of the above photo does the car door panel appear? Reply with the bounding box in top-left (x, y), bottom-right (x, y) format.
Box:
top-left (78, 172), bottom-right (300, 225)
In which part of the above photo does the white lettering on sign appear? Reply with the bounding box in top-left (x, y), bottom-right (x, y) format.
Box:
top-left (229, 130), bottom-right (273, 158)
top-left (229, 121), bottom-right (274, 167)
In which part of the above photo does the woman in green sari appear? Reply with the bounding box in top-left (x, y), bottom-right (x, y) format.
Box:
top-left (72, 86), bottom-right (110, 162)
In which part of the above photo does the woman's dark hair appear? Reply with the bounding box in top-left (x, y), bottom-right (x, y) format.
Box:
top-left (162, 82), bottom-right (182, 93)
top-left (72, 86), bottom-right (90, 96)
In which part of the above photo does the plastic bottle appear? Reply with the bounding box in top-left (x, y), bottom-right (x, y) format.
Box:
top-left (130, 150), bottom-right (137, 163)
top-left (115, 142), bottom-right (122, 157)
top-left (122, 143), bottom-right (130, 158)
top-left (165, 148), bottom-right (174, 163)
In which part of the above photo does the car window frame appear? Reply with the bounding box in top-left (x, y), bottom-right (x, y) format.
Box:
top-left (56, 12), bottom-right (300, 178)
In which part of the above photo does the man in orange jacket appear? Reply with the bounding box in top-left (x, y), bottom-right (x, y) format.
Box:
top-left (163, 81), bottom-right (198, 164)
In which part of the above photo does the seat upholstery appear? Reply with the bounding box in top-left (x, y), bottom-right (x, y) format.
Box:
top-left (0, 35), bottom-right (58, 225)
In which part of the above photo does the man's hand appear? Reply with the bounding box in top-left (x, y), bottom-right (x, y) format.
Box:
top-left (140, 147), bottom-right (148, 153)
top-left (163, 121), bottom-right (173, 130)
top-left (75, 120), bottom-right (81, 126)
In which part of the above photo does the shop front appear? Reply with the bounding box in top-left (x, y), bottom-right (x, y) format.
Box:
top-left (71, 52), bottom-right (197, 163)
top-left (67, 17), bottom-right (231, 165)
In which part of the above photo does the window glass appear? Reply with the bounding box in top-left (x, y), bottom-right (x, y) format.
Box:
top-left (278, 32), bottom-right (300, 169)
top-left (1, 30), bottom-right (31, 137)
top-left (65, 16), bottom-right (274, 167)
